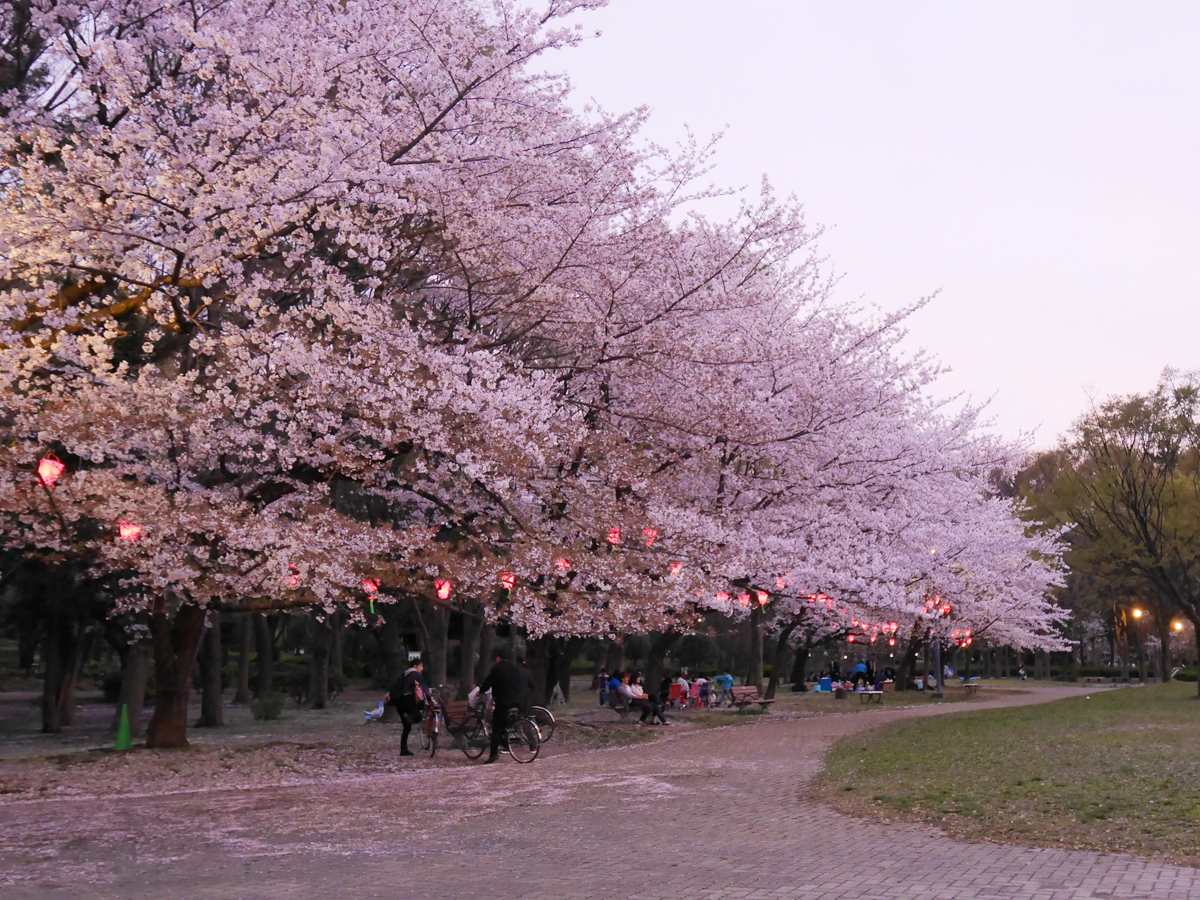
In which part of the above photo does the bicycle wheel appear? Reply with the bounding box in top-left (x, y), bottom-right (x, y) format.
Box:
top-left (427, 712), bottom-right (440, 758)
top-left (531, 706), bottom-right (556, 743)
top-left (417, 710), bottom-right (432, 753)
top-left (461, 712), bottom-right (489, 760)
top-left (507, 718), bottom-right (539, 763)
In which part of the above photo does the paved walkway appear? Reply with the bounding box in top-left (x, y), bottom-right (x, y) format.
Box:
top-left (2, 686), bottom-right (1198, 899)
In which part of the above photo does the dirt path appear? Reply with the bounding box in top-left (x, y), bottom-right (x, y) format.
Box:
top-left (2, 685), bottom-right (1196, 899)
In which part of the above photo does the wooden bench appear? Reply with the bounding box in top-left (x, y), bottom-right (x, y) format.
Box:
top-left (730, 686), bottom-right (775, 712)
top-left (964, 684), bottom-right (979, 695)
top-left (859, 690), bottom-right (883, 703)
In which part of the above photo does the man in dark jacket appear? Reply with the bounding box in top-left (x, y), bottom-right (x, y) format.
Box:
top-left (388, 660), bottom-right (429, 757)
top-left (479, 648), bottom-right (530, 763)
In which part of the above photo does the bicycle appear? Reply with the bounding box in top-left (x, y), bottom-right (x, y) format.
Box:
top-left (416, 693), bottom-right (444, 758)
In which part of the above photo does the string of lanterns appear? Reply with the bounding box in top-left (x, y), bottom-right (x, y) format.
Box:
top-left (31, 463), bottom-right (950, 642)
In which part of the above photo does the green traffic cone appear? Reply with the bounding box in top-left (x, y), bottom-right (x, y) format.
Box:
top-left (115, 703), bottom-right (132, 751)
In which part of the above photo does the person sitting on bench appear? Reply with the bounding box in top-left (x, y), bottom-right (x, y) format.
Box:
top-left (617, 672), bottom-right (670, 725)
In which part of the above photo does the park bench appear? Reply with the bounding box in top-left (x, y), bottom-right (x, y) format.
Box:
top-left (964, 684), bottom-right (978, 695)
top-left (859, 690), bottom-right (883, 703)
top-left (729, 686), bottom-right (775, 712)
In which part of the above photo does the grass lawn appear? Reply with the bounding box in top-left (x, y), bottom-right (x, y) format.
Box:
top-left (818, 682), bottom-right (1200, 866)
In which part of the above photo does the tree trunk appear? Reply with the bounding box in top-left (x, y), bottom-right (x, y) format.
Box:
top-left (474, 623), bottom-right (493, 685)
top-left (42, 613), bottom-right (88, 733)
top-left (233, 613), bottom-right (252, 704)
top-left (111, 633), bottom-right (151, 737)
top-left (253, 612), bottom-right (274, 696)
top-left (895, 630), bottom-right (924, 691)
top-left (329, 609), bottom-right (345, 680)
top-left (606, 638), bottom-right (625, 675)
top-left (195, 611), bottom-right (224, 727)
top-left (422, 600), bottom-right (450, 690)
top-left (789, 640), bottom-right (810, 692)
top-left (554, 637), bottom-right (586, 702)
top-left (375, 606), bottom-right (404, 721)
top-left (766, 620), bottom-right (799, 699)
top-left (456, 601), bottom-right (483, 700)
top-left (307, 610), bottom-right (332, 709)
top-left (645, 631), bottom-right (678, 695)
top-left (1157, 618), bottom-right (1172, 680)
top-left (525, 635), bottom-right (554, 704)
top-left (380, 607), bottom-right (405, 685)
top-left (745, 603), bottom-right (763, 692)
top-left (145, 600), bottom-right (208, 749)
top-left (1135, 639), bottom-right (1147, 683)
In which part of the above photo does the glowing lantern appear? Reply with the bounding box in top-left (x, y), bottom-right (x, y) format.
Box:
top-left (870, 635), bottom-right (877, 643)
top-left (288, 566), bottom-right (300, 589)
top-left (940, 604), bottom-right (952, 616)
top-left (715, 591), bottom-right (731, 603)
top-left (807, 595), bottom-right (816, 603)
top-left (669, 561), bottom-right (683, 575)
top-left (362, 578), bottom-right (380, 593)
top-left (38, 454), bottom-right (65, 487)
top-left (851, 618), bottom-right (859, 627)
top-left (847, 634), bottom-right (855, 643)
top-left (756, 591), bottom-right (769, 605)
top-left (888, 637), bottom-right (896, 647)
top-left (738, 593), bottom-right (751, 607)
top-left (607, 527), bottom-right (621, 545)
top-left (118, 520), bottom-right (141, 542)
top-left (556, 557), bottom-right (571, 571)
top-left (500, 572), bottom-right (516, 591)
top-left (775, 577), bottom-right (787, 590)
top-left (642, 528), bottom-right (658, 547)
top-left (436, 579), bottom-right (452, 601)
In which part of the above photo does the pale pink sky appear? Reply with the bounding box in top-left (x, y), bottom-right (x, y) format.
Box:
top-left (550, 1), bottom-right (1200, 445)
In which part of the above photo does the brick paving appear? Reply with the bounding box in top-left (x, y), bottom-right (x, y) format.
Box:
top-left (1, 686), bottom-right (1197, 899)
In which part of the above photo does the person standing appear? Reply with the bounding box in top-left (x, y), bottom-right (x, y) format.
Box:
top-left (598, 667), bottom-right (610, 706)
top-left (713, 668), bottom-right (735, 707)
top-left (479, 648), bottom-right (530, 763)
top-left (388, 659), bottom-right (429, 757)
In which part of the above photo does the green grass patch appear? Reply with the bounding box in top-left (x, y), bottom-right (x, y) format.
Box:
top-left (817, 682), bottom-right (1200, 865)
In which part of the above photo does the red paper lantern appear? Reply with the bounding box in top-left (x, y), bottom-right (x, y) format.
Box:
top-left (756, 591), bottom-right (769, 605)
top-left (288, 566), bottom-right (300, 589)
top-left (715, 591), bottom-right (731, 603)
top-left (607, 527), bottom-right (621, 545)
top-left (847, 634), bottom-right (855, 643)
top-left (38, 454), bottom-right (65, 487)
top-left (888, 637), bottom-right (896, 647)
top-left (500, 572), bottom-right (516, 591)
top-left (555, 557), bottom-right (571, 571)
top-left (669, 561), bottom-right (683, 575)
top-left (775, 577), bottom-right (787, 590)
top-left (435, 579), bottom-right (452, 601)
top-left (869, 635), bottom-right (877, 643)
top-left (642, 527), bottom-right (658, 547)
top-left (738, 593), bottom-right (751, 607)
top-left (118, 520), bottom-right (141, 542)
top-left (362, 578), bottom-right (380, 593)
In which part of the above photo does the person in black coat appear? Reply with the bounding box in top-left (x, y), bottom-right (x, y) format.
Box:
top-left (388, 660), bottom-right (429, 757)
top-left (479, 648), bottom-right (530, 763)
